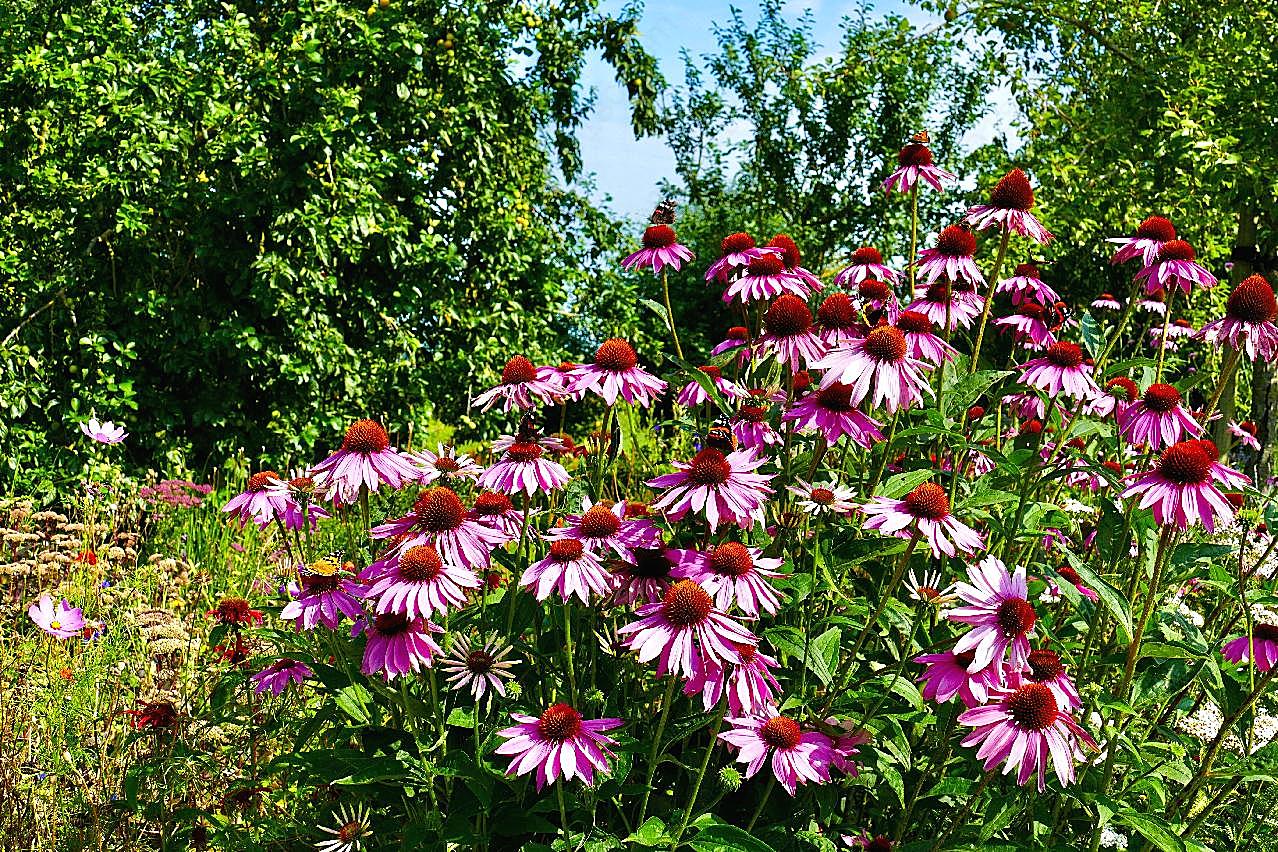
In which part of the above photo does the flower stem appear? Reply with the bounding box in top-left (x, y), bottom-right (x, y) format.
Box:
top-left (562, 601), bottom-right (578, 706)
top-left (637, 676), bottom-right (679, 826)
top-left (669, 709), bottom-right (725, 849)
top-left (1117, 525), bottom-right (1176, 699)
top-left (968, 230), bottom-right (1011, 374)
top-left (1095, 281), bottom-right (1143, 373)
top-left (746, 775), bottom-right (776, 832)
top-left (928, 770), bottom-right (994, 851)
top-left (1154, 288), bottom-right (1178, 382)
top-left (661, 268), bottom-right (684, 361)
top-left (907, 184), bottom-right (920, 300)
top-left (1203, 344), bottom-right (1242, 424)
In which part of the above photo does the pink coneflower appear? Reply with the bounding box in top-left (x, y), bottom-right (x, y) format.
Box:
top-left (754, 295), bottom-right (827, 373)
top-left (281, 561), bottom-right (366, 631)
top-left (719, 713), bottom-right (835, 795)
top-left (469, 491), bottom-right (528, 538)
top-left (647, 447), bottom-right (774, 531)
top-left (965, 169), bottom-right (1053, 244)
top-left (1015, 648), bottom-right (1081, 711)
top-left (567, 338), bottom-right (667, 407)
top-left (915, 649), bottom-right (1004, 708)
top-left (495, 704), bottom-right (622, 789)
top-left (1198, 274), bottom-right (1278, 362)
top-left (706, 233), bottom-right (778, 284)
top-left (781, 382), bottom-right (885, 448)
top-left (441, 634), bottom-right (518, 700)
top-left (813, 326), bottom-right (934, 414)
top-left (733, 400), bottom-right (782, 451)
top-left (363, 543), bottom-right (479, 618)
top-left (907, 282), bottom-right (982, 331)
top-left (1135, 239), bottom-right (1217, 295)
top-left (622, 224), bottom-right (695, 273)
top-left (689, 643), bottom-right (783, 715)
top-left (1091, 293), bottom-right (1121, 310)
top-left (671, 542), bottom-right (787, 618)
top-left (1139, 289), bottom-right (1168, 314)
top-left (207, 596), bottom-right (264, 627)
top-left (222, 471), bottom-right (289, 528)
top-left (1164, 318), bottom-right (1197, 340)
top-left (617, 579), bottom-right (757, 680)
top-left (359, 612), bottom-right (443, 680)
top-left (896, 310), bottom-right (956, 365)
top-left (836, 246), bottom-right (900, 288)
top-left (916, 225), bottom-right (985, 287)
top-left (373, 487), bottom-right (510, 569)
top-left (995, 302), bottom-right (1059, 350)
top-left (996, 263), bottom-right (1059, 306)
top-left (883, 137), bottom-right (956, 195)
top-left (816, 292), bottom-right (868, 346)
top-left (1117, 383), bottom-right (1203, 450)
top-left (948, 556), bottom-right (1036, 672)
top-left (471, 356), bottom-right (564, 412)
top-left (1122, 440), bottom-right (1248, 532)
top-left (677, 365), bottom-right (748, 406)
top-left (1084, 376), bottom-right (1139, 418)
top-left (80, 417), bottom-right (127, 445)
top-left (1108, 215), bottom-right (1177, 266)
top-left (861, 482), bottom-right (984, 559)
top-left (1003, 391), bottom-right (1048, 422)
top-left (1222, 623), bottom-right (1278, 671)
top-left (263, 473), bottom-right (331, 531)
top-left (476, 440), bottom-right (570, 496)
top-left (405, 443), bottom-right (483, 485)
top-left (1052, 565), bottom-right (1099, 604)
top-left (768, 234), bottom-right (824, 292)
top-left (610, 545), bottom-right (679, 606)
top-left (723, 252), bottom-right (810, 304)
top-left (788, 478), bottom-right (857, 515)
top-left (28, 594), bottom-right (86, 639)
top-left (311, 419), bottom-right (421, 505)
top-left (958, 682), bottom-right (1096, 791)
top-left (547, 499), bottom-right (659, 558)
top-left (1230, 420), bottom-right (1261, 450)
top-left (250, 658), bottom-right (314, 696)
top-left (712, 326), bottom-right (753, 358)
top-left (521, 539), bottom-right (614, 604)
top-left (1018, 342), bottom-right (1100, 400)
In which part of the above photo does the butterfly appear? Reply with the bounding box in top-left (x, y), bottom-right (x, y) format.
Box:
top-left (704, 415), bottom-right (737, 454)
top-left (911, 130), bottom-right (930, 145)
top-left (650, 198), bottom-right (677, 225)
top-left (299, 550), bottom-right (344, 578)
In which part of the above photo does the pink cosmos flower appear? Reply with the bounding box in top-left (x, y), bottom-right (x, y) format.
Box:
top-left (1091, 293), bottom-right (1121, 310)
top-left (363, 543), bottom-right (480, 618)
top-left (1230, 420), bottom-right (1261, 450)
top-left (836, 246), bottom-right (900, 288)
top-left (441, 634), bottom-right (518, 700)
top-left (1117, 383), bottom-right (1203, 450)
top-left (948, 556), bottom-right (1037, 672)
top-left (495, 704), bottom-right (622, 790)
top-left (1014, 648), bottom-right (1081, 712)
top-left (1122, 439), bottom-right (1248, 532)
top-left (359, 612), bottom-right (444, 680)
top-left (915, 648), bottom-right (1004, 708)
top-left (1222, 624), bottom-right (1278, 672)
top-left (1108, 215), bottom-right (1177, 266)
top-left (616, 579), bottom-right (757, 681)
top-left (471, 356), bottom-right (564, 412)
top-left (647, 447), bottom-right (774, 531)
top-left (812, 326), bottom-right (933, 414)
top-left (754, 295), bottom-right (828, 373)
top-left (80, 417), bottom-right (127, 444)
top-left (311, 419), bottom-right (421, 505)
top-left (907, 282), bottom-right (983, 331)
top-left (994, 302), bottom-right (1059, 350)
top-left (706, 233), bottom-right (778, 285)
top-left (521, 539), bottom-right (615, 604)
top-left (676, 365), bottom-right (748, 406)
top-left (476, 441), bottom-right (570, 496)
top-left (1017, 342), bottom-right (1100, 400)
top-left (916, 225), bottom-right (985, 288)
top-left (861, 482), bottom-right (984, 559)
top-left (222, 470), bottom-right (290, 528)
top-left (733, 400), bottom-right (782, 451)
top-left (670, 542), bottom-right (787, 618)
top-left (250, 658), bottom-right (314, 696)
top-left (404, 444), bottom-right (483, 485)
top-left (964, 169), bottom-right (1053, 244)
top-left (958, 683), bottom-right (1096, 791)
top-left (723, 252), bottom-right (811, 304)
top-left (719, 713), bottom-right (835, 795)
top-left (883, 139), bottom-right (957, 195)
top-left (996, 263), bottom-right (1059, 306)
top-left (1135, 239), bottom-right (1217, 295)
top-left (28, 594), bottom-right (86, 639)
top-left (1198, 274), bottom-right (1278, 362)
top-left (781, 382), bottom-right (885, 448)
top-left (895, 310), bottom-right (956, 365)
top-left (372, 487), bottom-right (511, 569)
top-left (469, 491), bottom-right (529, 538)
top-left (566, 338), bottom-right (666, 407)
top-left (281, 569), bottom-right (366, 632)
top-left (622, 224), bottom-right (695, 273)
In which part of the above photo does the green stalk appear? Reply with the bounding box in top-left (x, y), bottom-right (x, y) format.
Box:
top-left (637, 677), bottom-right (679, 826)
top-left (1154, 288), bottom-right (1178, 382)
top-left (907, 184), bottom-right (920, 301)
top-left (968, 230), bottom-right (1011, 374)
top-left (661, 267), bottom-right (684, 361)
top-left (669, 710), bottom-right (726, 849)
top-left (1202, 345), bottom-right (1242, 424)
top-left (562, 600), bottom-right (578, 706)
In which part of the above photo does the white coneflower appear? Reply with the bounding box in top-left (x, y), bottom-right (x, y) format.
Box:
top-left (903, 568), bottom-right (957, 607)
top-left (440, 634), bottom-right (518, 702)
top-left (317, 803), bottom-right (372, 852)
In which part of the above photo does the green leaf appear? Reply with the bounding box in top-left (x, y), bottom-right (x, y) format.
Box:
top-left (877, 468), bottom-right (936, 499)
top-left (1081, 310), bottom-right (1103, 356)
top-left (1115, 809), bottom-right (1185, 852)
top-left (766, 626), bottom-right (835, 686)
top-left (626, 817), bottom-right (670, 847)
top-left (689, 824), bottom-right (778, 852)
top-left (1064, 551), bottom-right (1133, 643)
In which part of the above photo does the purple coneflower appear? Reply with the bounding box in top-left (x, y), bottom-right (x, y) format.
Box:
top-left (676, 365), bottom-right (748, 406)
top-left (815, 292), bottom-right (867, 346)
top-left (1229, 420), bottom-right (1261, 450)
top-left (788, 478), bottom-right (857, 515)
top-left (916, 225), bottom-right (985, 288)
top-left (1198, 274), bottom-right (1278, 362)
top-left (364, 543), bottom-right (479, 618)
top-left (647, 447), bottom-right (774, 531)
top-left (622, 224), bottom-right (695, 273)
top-left (566, 338), bottom-right (666, 408)
top-left (1052, 564), bottom-right (1099, 604)
top-left (373, 487), bottom-right (510, 569)
top-left (1108, 215), bottom-right (1176, 266)
top-left (316, 803), bottom-right (372, 852)
top-left (895, 310), bottom-right (956, 365)
top-left (723, 252), bottom-right (810, 304)
top-left (948, 556), bottom-right (1036, 672)
top-left (836, 246), bottom-right (900, 288)
top-left (706, 233), bottom-right (777, 284)
top-left (995, 302), bottom-right (1059, 350)
top-left (1084, 376), bottom-right (1139, 418)
top-left (263, 473), bottom-right (331, 531)
top-left (733, 399), bottom-right (782, 451)
top-left (719, 713), bottom-right (834, 795)
top-left (405, 443), bottom-right (483, 484)
top-left (476, 440), bottom-right (569, 496)
top-left (1135, 239), bottom-right (1217, 295)
top-left (1117, 383), bottom-right (1203, 450)
top-left (495, 704), bottom-right (622, 789)
top-left (1139, 289), bottom-right (1168, 314)
top-left (996, 263), bottom-right (1059, 306)
top-left (862, 482), bottom-right (984, 559)
top-left (28, 594), bottom-right (86, 639)
top-left (958, 683), bottom-right (1096, 791)
top-left (471, 356), bottom-right (564, 412)
top-left (1015, 648), bottom-right (1081, 712)
top-left (711, 326), bottom-right (752, 358)
top-left (469, 491), bottom-right (528, 538)
top-left (691, 643), bottom-right (783, 715)
top-left (906, 282), bottom-right (980, 332)
top-left (671, 542), bottom-right (787, 618)
top-left (521, 539), bottom-right (614, 604)
top-left (813, 326), bottom-right (933, 414)
top-left (754, 295), bottom-right (827, 373)
top-left (610, 545), bottom-right (679, 606)
top-left (222, 470), bottom-right (289, 528)
top-left (546, 498), bottom-right (659, 558)
top-left (904, 567), bottom-right (958, 607)
top-left (617, 579), bottom-right (757, 680)
top-left (1222, 623), bottom-right (1278, 672)
top-left (441, 634), bottom-right (518, 700)
top-left (883, 137), bottom-right (956, 195)
top-left (250, 658), bottom-right (314, 696)
top-left (781, 382), bottom-right (884, 448)
top-left (81, 417), bottom-right (127, 445)
top-left (915, 649), bottom-right (1003, 708)
top-left (965, 168), bottom-right (1053, 244)
top-left (359, 612), bottom-right (443, 680)
top-left (1018, 342), bottom-right (1099, 400)
top-left (767, 234), bottom-right (824, 293)
top-left (281, 561), bottom-right (366, 631)
top-left (1122, 439), bottom-right (1248, 532)
top-left (1091, 293), bottom-right (1121, 310)
top-left (311, 419), bottom-right (420, 505)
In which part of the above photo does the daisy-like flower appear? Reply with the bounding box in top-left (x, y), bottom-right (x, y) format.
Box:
top-left (263, 473), bottom-right (332, 531)
top-left (677, 365), bottom-right (748, 407)
top-left (916, 224), bottom-right (985, 288)
top-left (359, 612), bottom-right (444, 681)
top-left (441, 634), bottom-right (518, 700)
top-left (723, 252), bottom-right (810, 304)
top-left (712, 326), bottom-right (752, 358)
top-left (690, 643), bottom-right (784, 715)
top-left (1018, 342), bottom-right (1100, 400)
top-left (995, 302), bottom-right (1059, 350)
top-left (1116, 383), bottom-right (1203, 450)
top-left (471, 356), bottom-right (564, 412)
top-left (222, 470), bottom-right (289, 528)
top-left (906, 282), bottom-right (982, 332)
top-left (753, 295), bottom-right (827, 373)
top-left (1014, 648), bottom-right (1082, 712)
top-left (1139, 289), bottom-right (1167, 314)
top-left (1198, 274), bottom-right (1278, 362)
top-left (316, 803), bottom-right (373, 852)
top-left (788, 478), bottom-right (857, 515)
top-left (996, 263), bottom-right (1059, 306)
top-left (546, 498), bottom-right (659, 559)
top-left (782, 382), bottom-right (885, 448)
top-left (816, 292), bottom-right (868, 346)
top-left (1122, 439), bottom-right (1248, 532)
top-left (915, 649), bottom-right (1004, 707)
top-left (622, 223), bottom-right (695, 273)
top-left (1091, 293), bottom-right (1121, 310)
top-left (126, 699), bottom-right (179, 731)
top-left (1108, 215), bottom-right (1177, 266)
top-left (281, 561), bottom-right (366, 631)
top-left (671, 542), bottom-right (787, 618)
top-left (363, 543), bottom-right (480, 618)
top-left (706, 232), bottom-right (778, 284)
top-left (1222, 623), bottom-right (1278, 672)
top-left (311, 419), bottom-right (420, 505)
top-left (405, 444), bottom-right (483, 484)
top-left (1052, 564), bottom-right (1099, 603)
top-left (1135, 239), bottom-right (1217, 295)
top-left (718, 713), bottom-right (835, 795)
top-left (80, 417), bottom-right (127, 444)
top-left (495, 704), bottom-right (622, 789)
top-left (958, 682), bottom-right (1096, 791)
top-left (948, 556), bottom-right (1037, 672)
top-left (617, 579), bottom-right (757, 680)
top-left (566, 338), bottom-right (667, 408)
top-left (1165, 318), bottom-right (1197, 340)
top-left (1230, 420), bottom-right (1261, 450)
top-left (965, 168), bottom-right (1053, 244)
top-left (767, 234), bottom-right (824, 292)
top-left (896, 310), bottom-right (956, 365)
top-left (521, 539), bottom-right (614, 604)
top-left (28, 594), bottom-right (86, 639)
top-left (476, 440), bottom-right (570, 496)
top-left (469, 491), bottom-right (528, 538)
top-left (883, 136), bottom-right (957, 195)
top-left (647, 447), bottom-right (774, 531)
top-left (1084, 376), bottom-right (1139, 418)
top-left (862, 482), bottom-right (984, 559)
top-left (733, 398), bottom-right (782, 451)
top-left (1003, 389), bottom-right (1048, 419)
top-left (373, 487), bottom-right (511, 569)
top-left (250, 658), bottom-right (314, 696)
top-left (904, 567), bottom-right (958, 607)
top-left (610, 545), bottom-right (679, 606)
top-left (836, 246), bottom-right (900, 288)
top-left (813, 326), bottom-right (934, 414)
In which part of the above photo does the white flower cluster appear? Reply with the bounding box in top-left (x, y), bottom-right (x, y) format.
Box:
top-left (1099, 825), bottom-right (1128, 849)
